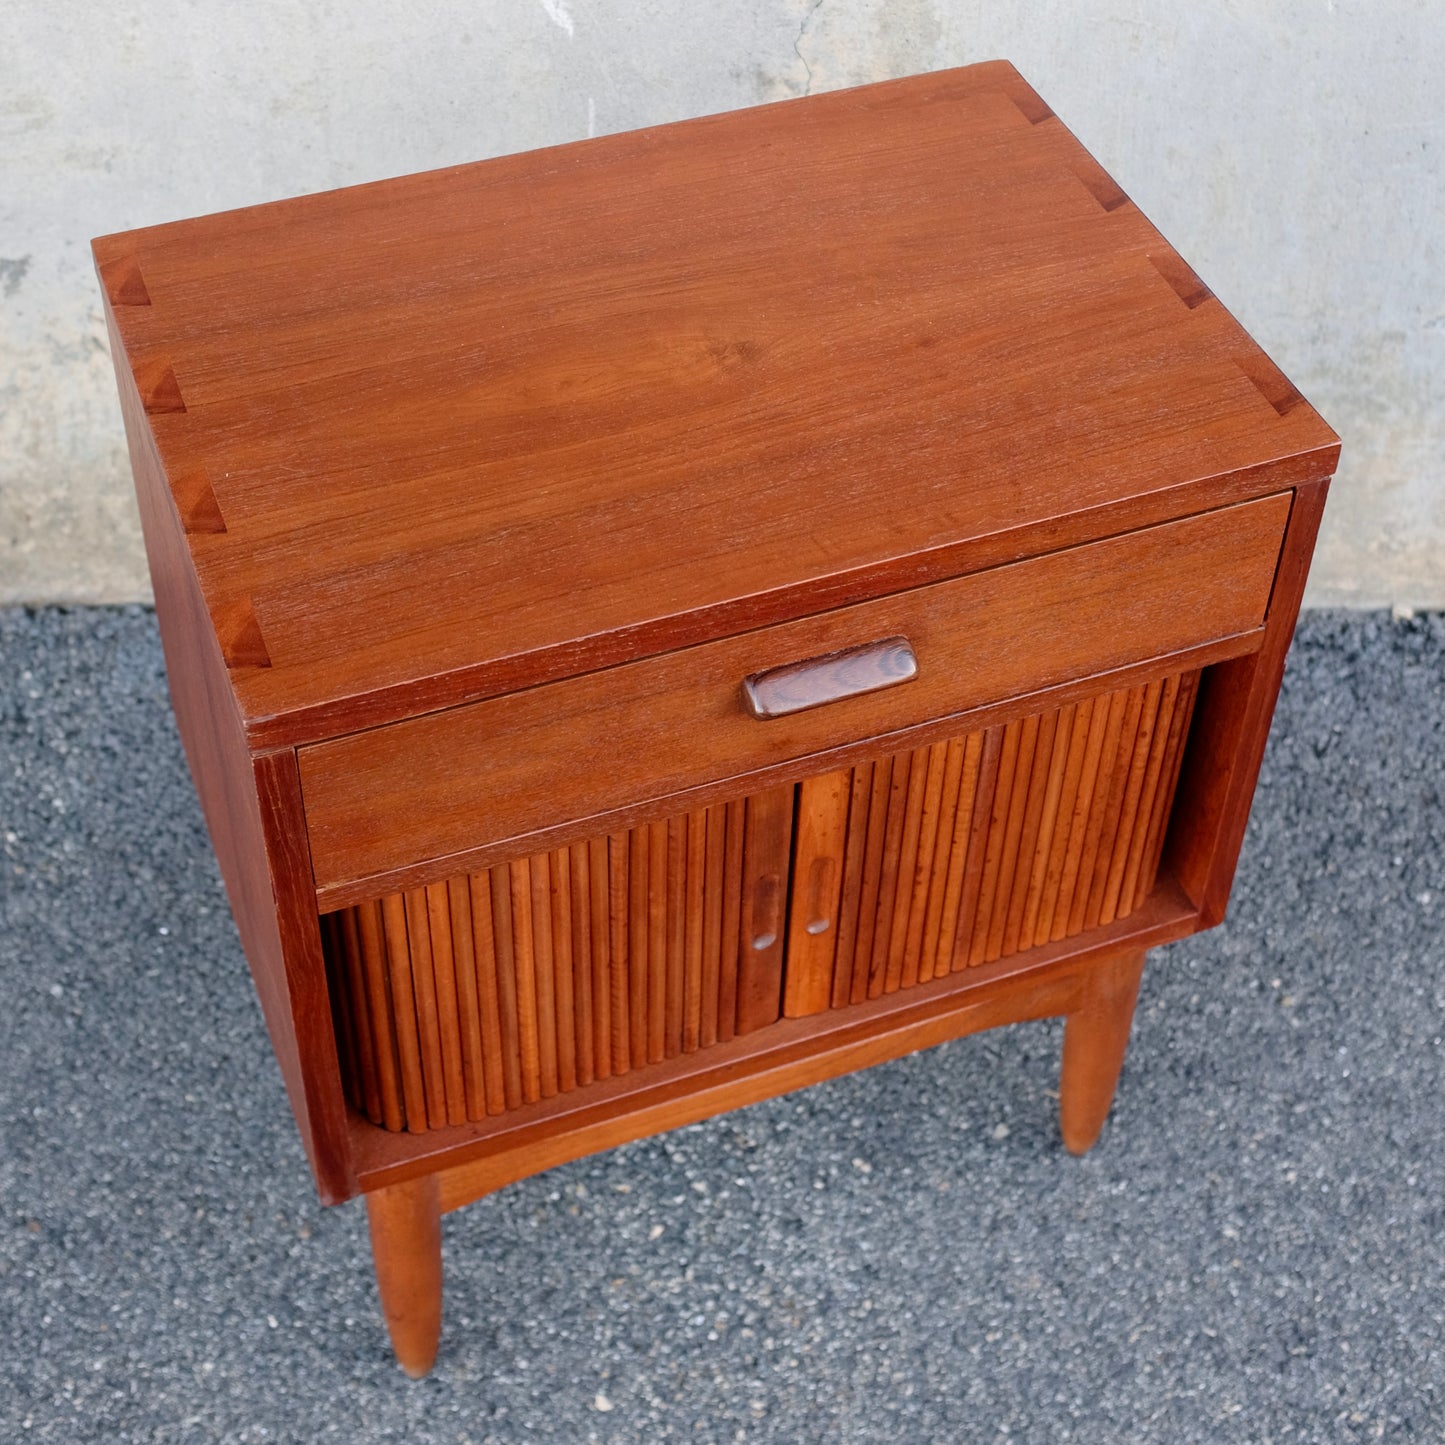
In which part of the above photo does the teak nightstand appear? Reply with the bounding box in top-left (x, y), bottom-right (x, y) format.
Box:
top-left (96, 62), bottom-right (1338, 1376)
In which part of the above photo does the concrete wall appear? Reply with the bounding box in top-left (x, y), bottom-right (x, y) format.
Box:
top-left (4, 0), bottom-right (1440, 607)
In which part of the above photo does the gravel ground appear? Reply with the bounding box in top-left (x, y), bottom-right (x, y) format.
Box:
top-left (1, 606), bottom-right (1442, 1444)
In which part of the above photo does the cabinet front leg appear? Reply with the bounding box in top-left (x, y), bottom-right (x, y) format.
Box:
top-left (366, 1174), bottom-right (443, 1377)
top-left (1059, 948), bottom-right (1147, 1155)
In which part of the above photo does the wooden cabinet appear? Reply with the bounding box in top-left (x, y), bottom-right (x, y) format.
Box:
top-left (95, 61), bottom-right (1337, 1376)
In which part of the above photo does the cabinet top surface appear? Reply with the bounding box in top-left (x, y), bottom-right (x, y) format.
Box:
top-left (96, 61), bottom-right (1337, 746)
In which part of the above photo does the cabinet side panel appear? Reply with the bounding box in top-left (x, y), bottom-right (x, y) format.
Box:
top-left (1165, 479), bottom-right (1330, 922)
top-left (102, 297), bottom-right (352, 1201)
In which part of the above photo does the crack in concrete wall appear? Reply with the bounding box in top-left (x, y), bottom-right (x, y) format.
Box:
top-left (794, 0), bottom-right (828, 96)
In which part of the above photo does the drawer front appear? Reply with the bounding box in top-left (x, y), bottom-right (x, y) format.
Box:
top-left (299, 492), bottom-right (1291, 896)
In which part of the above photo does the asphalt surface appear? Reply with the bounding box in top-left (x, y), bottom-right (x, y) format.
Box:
top-left (1, 606), bottom-right (1442, 1444)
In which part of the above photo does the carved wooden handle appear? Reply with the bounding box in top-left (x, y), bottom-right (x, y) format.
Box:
top-left (741, 637), bottom-right (918, 720)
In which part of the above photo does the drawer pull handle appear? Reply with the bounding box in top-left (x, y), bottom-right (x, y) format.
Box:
top-left (741, 637), bottom-right (918, 720)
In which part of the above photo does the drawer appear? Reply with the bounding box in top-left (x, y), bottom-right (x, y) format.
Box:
top-left (298, 491), bottom-right (1292, 898)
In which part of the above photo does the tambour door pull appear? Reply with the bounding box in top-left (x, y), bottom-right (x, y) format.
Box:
top-left (741, 637), bottom-right (918, 720)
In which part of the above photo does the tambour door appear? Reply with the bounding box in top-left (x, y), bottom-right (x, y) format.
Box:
top-left (321, 788), bottom-right (795, 1134)
top-left (781, 667), bottom-right (1200, 1017)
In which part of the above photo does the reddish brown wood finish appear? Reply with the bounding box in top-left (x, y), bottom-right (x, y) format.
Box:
top-left (1166, 480), bottom-right (1331, 923)
top-left (298, 495), bottom-right (1287, 903)
top-left (102, 298), bottom-right (353, 1203)
top-left (323, 669), bottom-right (1193, 1129)
top-left (324, 794), bottom-right (788, 1130)
top-left (94, 62), bottom-right (1337, 751)
top-left (97, 60), bottom-right (1336, 1377)
top-left (365, 1174), bottom-right (442, 1377)
top-left (369, 878), bottom-right (1199, 1208)
top-left (1059, 948), bottom-right (1147, 1154)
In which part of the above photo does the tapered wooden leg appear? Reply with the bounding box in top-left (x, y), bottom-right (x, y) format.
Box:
top-left (365, 1174), bottom-right (442, 1377)
top-left (1059, 948), bottom-right (1146, 1155)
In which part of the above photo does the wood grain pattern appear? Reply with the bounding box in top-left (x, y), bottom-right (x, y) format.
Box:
top-left (365, 1175), bottom-right (442, 1378)
top-left (362, 876), bottom-right (1201, 1202)
top-left (101, 290), bottom-right (354, 1198)
top-left (784, 770), bottom-right (852, 1017)
top-left (325, 668), bottom-right (1199, 1118)
top-left (95, 62), bottom-right (1337, 750)
top-left (1059, 948), bottom-right (1147, 1154)
top-left (778, 670), bottom-right (1198, 1017)
top-left (735, 786), bottom-right (795, 1034)
top-left (1166, 480), bottom-right (1330, 924)
top-left (300, 494), bottom-right (1288, 903)
top-left (326, 787), bottom-right (787, 1129)
top-left (98, 71), bottom-right (1334, 1381)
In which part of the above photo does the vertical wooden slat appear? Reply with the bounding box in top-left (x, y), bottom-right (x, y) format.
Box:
top-left (589, 836), bottom-right (613, 1080)
top-left (1065, 688), bottom-right (1129, 936)
top-left (424, 883), bottom-right (467, 1126)
top-left (569, 843), bottom-right (596, 1088)
top-left (984, 712), bottom-right (1041, 963)
top-left (850, 759), bottom-right (893, 1003)
top-left (683, 810), bottom-right (707, 1052)
top-left (736, 785), bottom-right (794, 1034)
top-left (356, 899), bottom-right (404, 1131)
top-left (700, 805), bottom-right (727, 1048)
top-left (469, 872), bottom-right (511, 1113)
top-left (549, 849), bottom-right (578, 1094)
top-left (867, 754), bottom-right (914, 997)
top-left (1118, 676), bottom-right (1180, 914)
top-left (337, 908), bottom-right (382, 1124)
top-left (526, 856), bottom-right (559, 1099)
top-left (933, 731), bottom-right (984, 977)
top-left (1001, 710), bottom-right (1059, 957)
top-left (1082, 685), bottom-right (1146, 930)
top-left (1137, 669), bottom-right (1201, 908)
top-left (489, 865), bottom-right (525, 1109)
top-left (900, 741), bottom-right (950, 987)
top-left (968, 720), bottom-right (1023, 965)
top-left (1100, 681), bottom-right (1165, 925)
top-left (917, 738), bottom-right (966, 985)
top-left (717, 799), bottom-right (746, 1044)
top-left (609, 831), bottom-right (633, 1074)
top-left (507, 861), bottom-right (542, 1104)
top-left (380, 893), bottom-right (428, 1134)
top-left (885, 745), bottom-right (934, 992)
top-left (1018, 703), bottom-right (1076, 951)
top-left (830, 761), bottom-right (875, 1008)
top-left (628, 827), bottom-right (650, 1070)
top-left (1035, 698), bottom-right (1094, 946)
top-left (1051, 696), bottom-right (1113, 943)
top-left (665, 817), bottom-right (687, 1059)
top-left (446, 877), bottom-right (488, 1121)
top-left (784, 769), bottom-right (850, 1018)
top-left (401, 889), bottom-right (448, 1129)
top-left (646, 820), bottom-right (669, 1065)
top-left (952, 723), bottom-right (1005, 970)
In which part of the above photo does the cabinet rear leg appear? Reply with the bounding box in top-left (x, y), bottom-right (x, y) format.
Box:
top-left (1059, 948), bottom-right (1146, 1155)
top-left (366, 1174), bottom-right (443, 1377)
